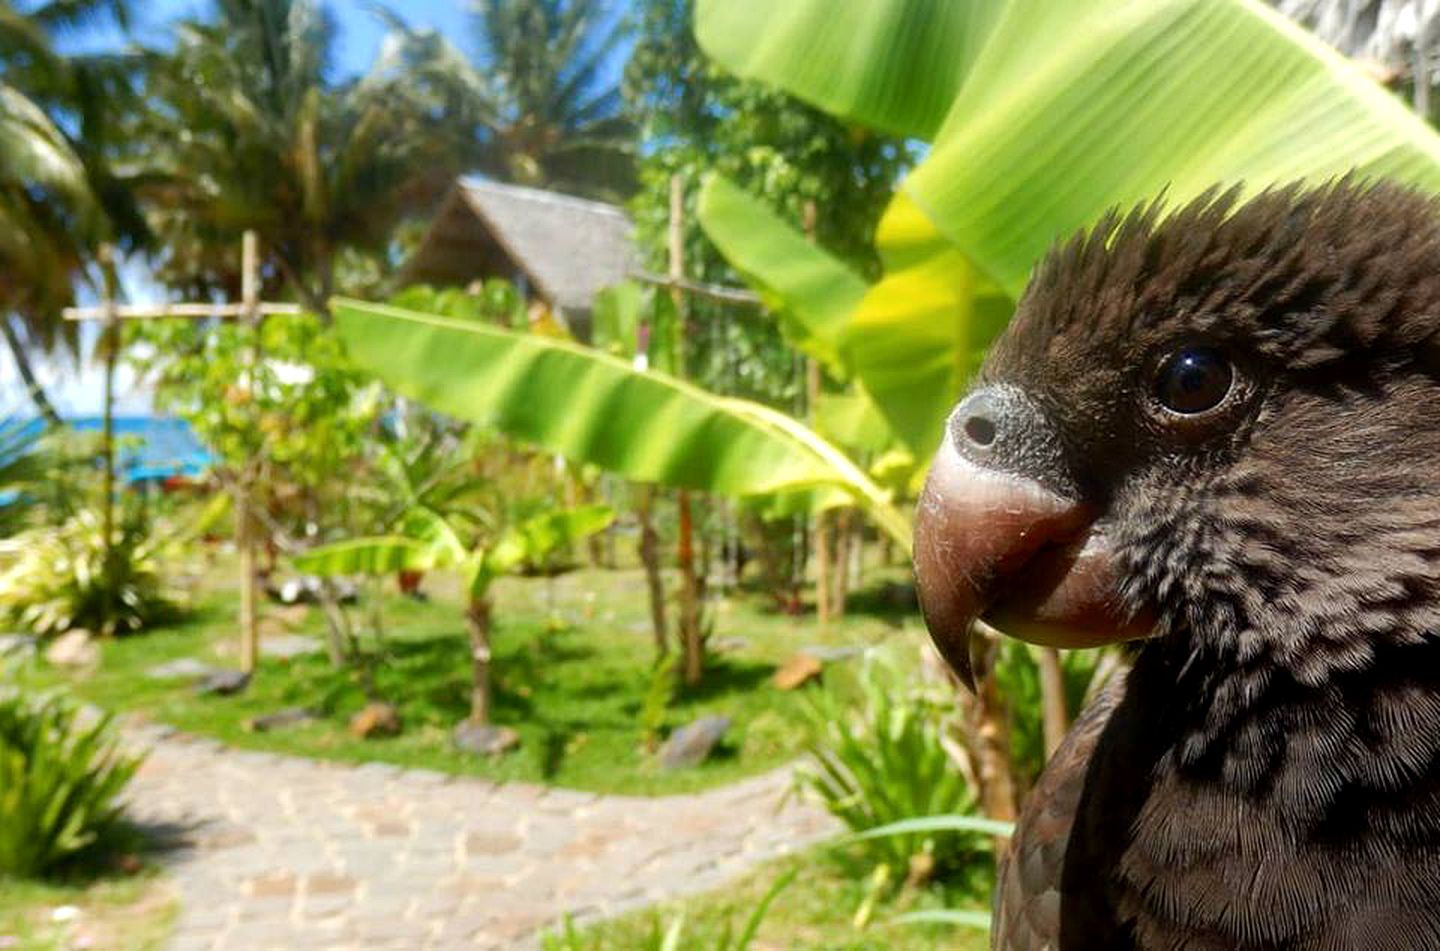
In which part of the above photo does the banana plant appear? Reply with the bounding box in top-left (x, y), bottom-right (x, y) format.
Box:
top-left (688, 0), bottom-right (1440, 848)
top-left (331, 299), bottom-right (913, 550)
top-left (295, 504), bottom-right (615, 726)
top-left (693, 0), bottom-right (1440, 460)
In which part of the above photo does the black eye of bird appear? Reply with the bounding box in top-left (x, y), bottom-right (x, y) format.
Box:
top-left (1154, 347), bottom-right (1233, 415)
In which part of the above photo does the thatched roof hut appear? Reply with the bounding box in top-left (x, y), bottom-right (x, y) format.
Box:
top-left (402, 177), bottom-right (638, 336)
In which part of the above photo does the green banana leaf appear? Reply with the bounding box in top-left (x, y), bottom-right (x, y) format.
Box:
top-left (693, 0), bottom-right (1005, 139)
top-left (907, 0), bottom-right (1440, 297)
top-left (699, 176), bottom-right (939, 452)
top-left (741, 482), bottom-right (861, 522)
top-left (478, 505), bottom-right (616, 596)
top-left (840, 200), bottom-right (1013, 456)
top-left (400, 507), bottom-right (468, 566)
top-left (814, 391), bottom-right (892, 455)
top-left (292, 536), bottom-right (438, 576)
top-left (696, 174), bottom-right (868, 371)
top-left (505, 504), bottom-right (616, 565)
top-left (646, 288), bottom-right (683, 376)
top-left (851, 814), bottom-right (1015, 841)
top-left (591, 282), bottom-right (644, 359)
top-left (332, 299), bottom-right (912, 550)
top-left (893, 909), bottom-right (994, 931)
top-left (698, 0), bottom-right (1440, 296)
top-left (388, 284), bottom-right (488, 323)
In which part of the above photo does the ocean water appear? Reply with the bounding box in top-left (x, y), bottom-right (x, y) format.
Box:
top-left (14, 416), bottom-right (212, 482)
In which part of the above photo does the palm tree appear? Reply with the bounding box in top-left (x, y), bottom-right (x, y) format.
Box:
top-left (383, 0), bottom-right (637, 202)
top-left (0, 0), bottom-right (140, 425)
top-left (137, 0), bottom-right (461, 313)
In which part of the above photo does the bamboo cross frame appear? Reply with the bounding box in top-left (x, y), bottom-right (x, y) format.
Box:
top-left (63, 231), bottom-right (298, 673)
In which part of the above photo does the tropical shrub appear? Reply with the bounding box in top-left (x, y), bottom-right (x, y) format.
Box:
top-left (0, 689), bottom-right (143, 878)
top-left (796, 656), bottom-right (984, 885)
top-left (0, 510), bottom-right (175, 637)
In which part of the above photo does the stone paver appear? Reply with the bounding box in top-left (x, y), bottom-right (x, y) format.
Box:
top-left (120, 722), bottom-right (836, 950)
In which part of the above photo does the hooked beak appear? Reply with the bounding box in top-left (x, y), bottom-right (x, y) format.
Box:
top-left (913, 435), bottom-right (1153, 689)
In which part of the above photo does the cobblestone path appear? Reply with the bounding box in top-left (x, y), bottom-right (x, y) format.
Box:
top-left (121, 723), bottom-right (837, 950)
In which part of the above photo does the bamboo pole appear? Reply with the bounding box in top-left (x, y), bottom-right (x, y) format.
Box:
top-left (237, 231), bottom-right (261, 674)
top-left (65, 233), bottom-right (294, 676)
top-left (64, 302), bottom-right (303, 322)
top-left (627, 271), bottom-right (761, 306)
top-left (1418, 18), bottom-right (1432, 118)
top-left (98, 244), bottom-right (119, 636)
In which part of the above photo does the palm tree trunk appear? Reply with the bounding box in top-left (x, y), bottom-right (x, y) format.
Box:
top-left (1, 318), bottom-right (62, 427)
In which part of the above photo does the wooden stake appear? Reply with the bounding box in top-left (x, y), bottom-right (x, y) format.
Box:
top-left (670, 175), bottom-right (704, 685)
top-left (1036, 647), bottom-right (1071, 758)
top-left (802, 200), bottom-right (832, 627)
top-left (831, 508), bottom-right (853, 619)
top-left (975, 667), bottom-right (1019, 847)
top-left (637, 485), bottom-right (669, 658)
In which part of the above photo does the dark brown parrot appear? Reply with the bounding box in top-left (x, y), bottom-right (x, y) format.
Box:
top-left (913, 179), bottom-right (1440, 949)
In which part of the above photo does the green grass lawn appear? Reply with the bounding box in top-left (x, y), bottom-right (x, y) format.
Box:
top-left (547, 844), bottom-right (991, 950)
top-left (19, 561), bottom-right (925, 795)
top-left (0, 872), bottom-right (175, 951)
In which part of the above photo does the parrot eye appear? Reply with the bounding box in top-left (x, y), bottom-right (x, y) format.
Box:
top-left (1154, 347), bottom-right (1233, 415)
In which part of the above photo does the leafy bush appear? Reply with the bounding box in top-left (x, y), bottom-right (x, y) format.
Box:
top-left (388, 281), bottom-right (526, 329)
top-left (796, 655), bottom-right (984, 885)
top-left (0, 510), bottom-right (175, 637)
top-left (0, 689), bottom-right (143, 878)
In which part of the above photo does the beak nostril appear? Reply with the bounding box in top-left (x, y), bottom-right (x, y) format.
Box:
top-left (963, 415), bottom-right (997, 448)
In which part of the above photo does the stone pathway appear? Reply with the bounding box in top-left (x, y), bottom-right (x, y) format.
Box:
top-left (120, 723), bottom-right (837, 950)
